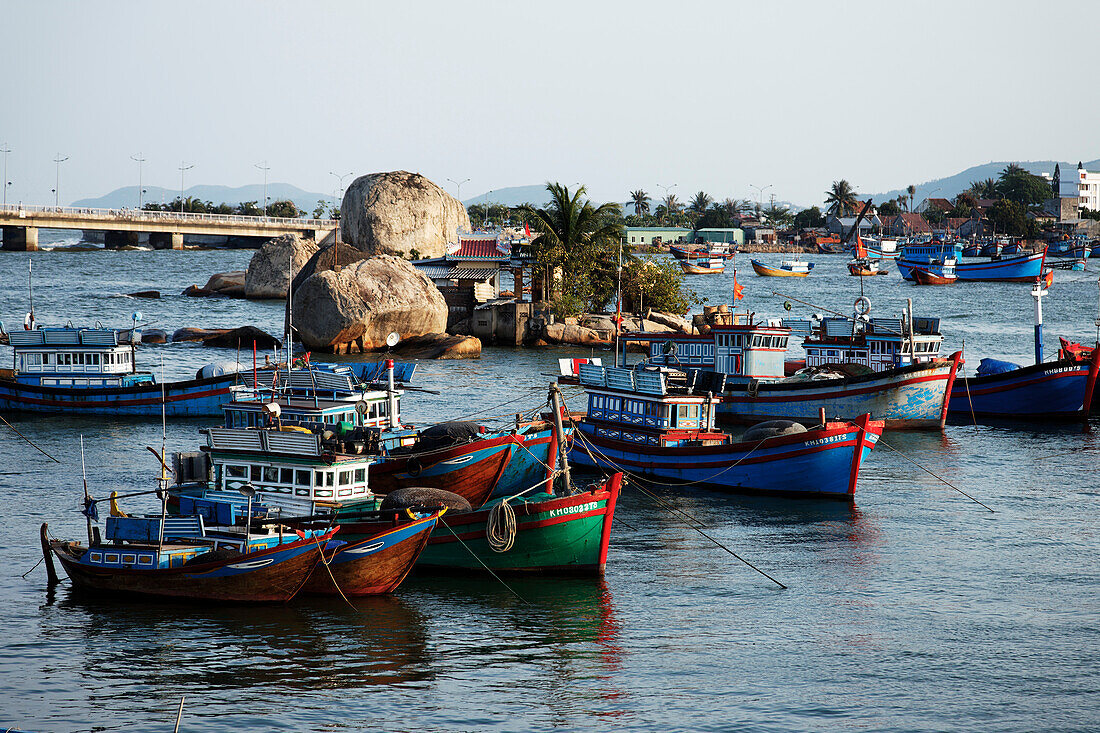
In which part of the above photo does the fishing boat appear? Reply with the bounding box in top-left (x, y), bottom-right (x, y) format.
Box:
top-left (910, 267), bottom-right (957, 285)
top-left (623, 299), bottom-right (961, 429)
top-left (847, 259), bottom-right (888, 276)
top-left (41, 516), bottom-right (334, 603)
top-left (949, 284), bottom-right (1100, 424)
top-left (961, 242), bottom-right (982, 258)
top-left (750, 259), bottom-right (814, 277)
top-left (680, 257), bottom-right (726, 274)
top-left (894, 242), bottom-right (960, 281)
top-left (980, 238), bottom-right (1005, 257)
top-left (566, 362), bottom-right (882, 500)
top-left (670, 242), bottom-right (736, 260)
top-left (896, 242), bottom-right (1046, 282)
top-left (0, 324), bottom-right (244, 416)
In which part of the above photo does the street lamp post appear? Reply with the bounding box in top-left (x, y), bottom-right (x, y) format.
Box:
top-left (131, 153), bottom-right (146, 209)
top-left (1, 144), bottom-right (10, 207)
top-left (255, 161), bottom-right (270, 218)
top-left (53, 154), bottom-right (69, 209)
top-left (178, 162), bottom-right (194, 213)
top-left (446, 177), bottom-right (470, 202)
top-left (749, 183), bottom-right (772, 215)
top-left (329, 171), bottom-right (353, 267)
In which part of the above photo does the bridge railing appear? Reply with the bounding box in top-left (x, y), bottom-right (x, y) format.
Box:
top-left (0, 203), bottom-right (337, 228)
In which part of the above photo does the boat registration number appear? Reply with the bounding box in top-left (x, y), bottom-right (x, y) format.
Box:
top-left (548, 501), bottom-right (598, 518)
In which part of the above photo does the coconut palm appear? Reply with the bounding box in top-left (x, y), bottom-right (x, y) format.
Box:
top-left (906, 184), bottom-right (916, 212)
top-left (689, 191), bottom-right (713, 215)
top-left (722, 197), bottom-right (751, 218)
top-left (824, 180), bottom-right (859, 217)
top-left (629, 189), bottom-right (650, 216)
top-left (967, 178), bottom-right (998, 199)
top-left (663, 193), bottom-right (681, 213)
top-left (521, 182), bottom-right (623, 304)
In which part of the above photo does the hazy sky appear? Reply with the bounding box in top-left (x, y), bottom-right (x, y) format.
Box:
top-left (3, 1), bottom-right (1098, 209)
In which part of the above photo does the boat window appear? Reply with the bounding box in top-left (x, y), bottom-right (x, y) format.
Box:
top-left (280, 468), bottom-right (295, 484)
top-left (250, 466), bottom-right (262, 481)
top-left (296, 470), bottom-right (311, 487)
top-left (226, 465), bottom-right (247, 479)
top-left (91, 354), bottom-right (99, 365)
top-left (354, 468), bottom-right (366, 483)
top-left (263, 467), bottom-right (279, 483)
top-left (339, 470), bottom-right (352, 486)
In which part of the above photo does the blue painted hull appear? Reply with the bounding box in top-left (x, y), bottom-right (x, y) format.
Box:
top-left (718, 358), bottom-right (959, 430)
top-left (570, 418), bottom-right (882, 500)
top-left (0, 374), bottom-right (243, 416)
top-left (949, 358), bottom-right (1099, 420)
top-left (898, 252), bottom-right (1045, 282)
top-left (490, 425), bottom-right (562, 498)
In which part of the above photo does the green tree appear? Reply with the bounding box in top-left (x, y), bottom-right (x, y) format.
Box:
top-left (762, 204), bottom-right (793, 229)
top-left (630, 189), bottom-right (651, 216)
top-left (793, 206), bottom-right (826, 229)
top-left (689, 191), bottom-right (713, 216)
top-left (987, 199), bottom-right (1027, 236)
top-left (236, 201), bottom-right (263, 216)
top-left (520, 182), bottom-right (624, 310)
top-left (923, 206), bottom-right (946, 226)
top-left (694, 204), bottom-right (735, 231)
top-left (966, 178), bottom-right (998, 199)
top-left (906, 184), bottom-right (916, 212)
top-left (825, 180), bottom-right (859, 217)
top-left (995, 165), bottom-right (1051, 207)
top-left (621, 258), bottom-right (698, 315)
top-left (877, 200), bottom-right (901, 217)
top-left (266, 200), bottom-right (302, 218)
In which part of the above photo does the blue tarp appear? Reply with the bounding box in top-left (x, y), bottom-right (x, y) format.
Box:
top-left (977, 358), bottom-right (1021, 376)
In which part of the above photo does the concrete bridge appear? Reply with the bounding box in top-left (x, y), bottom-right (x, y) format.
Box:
top-left (0, 204), bottom-right (338, 250)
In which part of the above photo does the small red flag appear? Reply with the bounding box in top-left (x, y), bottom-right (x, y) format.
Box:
top-left (524, 222), bottom-right (531, 237)
top-left (733, 271), bottom-right (744, 302)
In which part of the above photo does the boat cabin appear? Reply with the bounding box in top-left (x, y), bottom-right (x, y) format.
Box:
top-left (184, 426), bottom-right (379, 512)
top-left (5, 327), bottom-right (150, 387)
top-left (792, 313), bottom-right (943, 371)
top-left (577, 363), bottom-right (725, 448)
top-left (627, 313), bottom-right (790, 383)
top-left (899, 242), bottom-right (962, 265)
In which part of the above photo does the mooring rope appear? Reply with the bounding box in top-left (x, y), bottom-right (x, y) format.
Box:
top-left (485, 501), bottom-right (517, 553)
top-left (0, 414), bottom-right (61, 463)
top-left (438, 515), bottom-right (528, 604)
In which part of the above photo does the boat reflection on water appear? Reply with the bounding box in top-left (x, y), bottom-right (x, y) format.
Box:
top-left (54, 591), bottom-right (434, 691)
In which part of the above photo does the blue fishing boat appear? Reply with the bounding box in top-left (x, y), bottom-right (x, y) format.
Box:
top-left (566, 362), bottom-right (883, 500)
top-left (949, 284), bottom-right (1100, 423)
top-left (896, 241), bottom-right (1046, 282)
top-left (0, 325), bottom-right (244, 416)
top-left (895, 242), bottom-right (962, 281)
top-left (623, 299), bottom-right (960, 429)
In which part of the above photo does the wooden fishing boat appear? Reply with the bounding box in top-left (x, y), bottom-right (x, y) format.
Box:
top-left (301, 511), bottom-right (440, 596)
top-left (670, 243), bottom-right (736, 260)
top-left (0, 326), bottom-right (244, 416)
top-left (848, 259), bottom-right (888, 276)
top-left (910, 267), bottom-right (957, 285)
top-left (42, 520), bottom-right (333, 603)
top-left (567, 362), bottom-right (882, 499)
top-left (622, 299), bottom-right (961, 429)
top-left (955, 250), bottom-right (1046, 282)
top-left (680, 258), bottom-right (726, 274)
top-left (751, 259), bottom-right (813, 277)
top-left (338, 473), bottom-right (622, 575)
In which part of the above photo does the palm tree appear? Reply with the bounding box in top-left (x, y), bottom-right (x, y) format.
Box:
top-left (689, 191), bottom-right (713, 215)
top-left (629, 189), bottom-right (650, 217)
top-left (967, 178), bottom-right (998, 199)
top-left (906, 184), bottom-right (916, 212)
top-left (824, 180), bottom-right (859, 217)
top-left (722, 197), bottom-right (751, 218)
top-left (520, 182), bottom-right (623, 303)
top-left (663, 193), bottom-right (681, 213)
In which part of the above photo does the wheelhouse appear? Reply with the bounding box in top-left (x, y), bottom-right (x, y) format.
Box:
top-left (6, 327), bottom-right (150, 387)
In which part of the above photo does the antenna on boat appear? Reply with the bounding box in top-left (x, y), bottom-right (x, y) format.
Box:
top-left (26, 259), bottom-right (35, 330)
top-left (286, 239), bottom-right (294, 373)
top-left (157, 358), bottom-right (169, 550)
top-left (1031, 277), bottom-right (1048, 365)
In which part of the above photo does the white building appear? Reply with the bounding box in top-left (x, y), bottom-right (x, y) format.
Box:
top-left (1074, 164), bottom-right (1100, 212)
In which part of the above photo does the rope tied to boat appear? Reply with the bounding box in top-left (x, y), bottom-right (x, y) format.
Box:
top-left (486, 500), bottom-right (517, 553)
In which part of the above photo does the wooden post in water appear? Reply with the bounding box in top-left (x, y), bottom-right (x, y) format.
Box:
top-left (548, 383), bottom-right (572, 495)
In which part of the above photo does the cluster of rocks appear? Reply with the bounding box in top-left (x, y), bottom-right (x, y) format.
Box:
top-left (536, 311), bottom-right (691, 349)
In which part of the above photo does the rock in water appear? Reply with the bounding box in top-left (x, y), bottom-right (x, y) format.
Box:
top-left (245, 234), bottom-right (320, 299)
top-left (199, 326), bottom-right (281, 349)
top-left (340, 171), bottom-right (471, 259)
top-left (127, 290), bottom-right (161, 299)
top-left (202, 271), bottom-right (246, 298)
top-left (292, 255), bottom-right (448, 353)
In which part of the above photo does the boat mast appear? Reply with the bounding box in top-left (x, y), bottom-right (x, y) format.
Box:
top-left (548, 382), bottom-right (573, 495)
top-left (27, 260), bottom-right (34, 329)
top-left (80, 435), bottom-right (92, 545)
top-left (1032, 279), bottom-right (1047, 364)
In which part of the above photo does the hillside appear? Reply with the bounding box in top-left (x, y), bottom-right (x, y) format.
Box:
top-left (72, 183), bottom-right (330, 214)
top-left (865, 158), bottom-right (1100, 206)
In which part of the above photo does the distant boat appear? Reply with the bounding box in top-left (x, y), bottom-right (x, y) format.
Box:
top-left (681, 257), bottom-right (726, 274)
top-left (751, 259), bottom-right (814, 277)
top-left (848, 259), bottom-right (888, 276)
top-left (670, 242), bottom-right (736, 260)
top-left (910, 267), bottom-right (957, 285)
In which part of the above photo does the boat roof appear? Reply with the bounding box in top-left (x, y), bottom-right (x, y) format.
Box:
top-left (578, 363), bottom-right (724, 400)
top-left (7, 327), bottom-right (132, 348)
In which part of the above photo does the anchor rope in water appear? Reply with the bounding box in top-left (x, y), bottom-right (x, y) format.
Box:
top-left (438, 515), bottom-right (528, 604)
top-left (0, 414), bottom-right (61, 463)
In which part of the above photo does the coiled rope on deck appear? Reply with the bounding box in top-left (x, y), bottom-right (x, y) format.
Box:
top-left (486, 500), bottom-right (517, 553)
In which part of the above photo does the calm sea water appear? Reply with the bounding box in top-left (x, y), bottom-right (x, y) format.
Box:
top-left (1, 239), bottom-right (1098, 732)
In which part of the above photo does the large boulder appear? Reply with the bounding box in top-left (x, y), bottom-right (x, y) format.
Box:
top-left (245, 234), bottom-right (320, 299)
top-left (192, 271), bottom-right (246, 298)
top-left (340, 171), bottom-right (470, 259)
top-left (292, 255), bottom-right (448, 353)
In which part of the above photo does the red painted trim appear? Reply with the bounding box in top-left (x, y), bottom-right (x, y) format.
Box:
top-left (1083, 346), bottom-right (1100, 433)
top-left (586, 435), bottom-right (869, 469)
top-left (960, 366), bottom-right (1090, 396)
top-left (431, 506), bottom-right (609, 544)
top-left (720, 367), bottom-right (954, 405)
top-left (940, 351), bottom-right (962, 428)
top-left (0, 385), bottom-right (234, 408)
top-left (597, 473), bottom-right (622, 571)
top-left (847, 413), bottom-right (871, 495)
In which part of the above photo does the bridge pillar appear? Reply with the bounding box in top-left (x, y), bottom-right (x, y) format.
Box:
top-left (104, 230), bottom-right (141, 249)
top-left (1, 226), bottom-right (38, 251)
top-left (150, 232), bottom-right (184, 250)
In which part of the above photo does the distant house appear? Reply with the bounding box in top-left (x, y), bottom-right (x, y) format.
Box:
top-left (692, 228), bottom-right (745, 245)
top-left (943, 217), bottom-right (971, 234)
top-left (923, 198), bottom-right (954, 214)
top-left (623, 226), bottom-right (691, 247)
top-left (413, 231), bottom-right (513, 322)
top-left (825, 214), bottom-right (880, 238)
top-left (884, 213), bottom-right (931, 236)
top-left (956, 219), bottom-right (990, 238)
